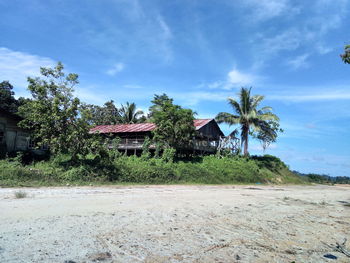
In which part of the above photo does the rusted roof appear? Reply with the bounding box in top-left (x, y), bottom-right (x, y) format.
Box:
top-left (90, 119), bottom-right (214, 134)
top-left (193, 119), bottom-right (212, 130)
top-left (90, 123), bottom-right (156, 134)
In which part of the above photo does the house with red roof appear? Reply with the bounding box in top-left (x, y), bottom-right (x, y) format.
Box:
top-left (90, 119), bottom-right (224, 154)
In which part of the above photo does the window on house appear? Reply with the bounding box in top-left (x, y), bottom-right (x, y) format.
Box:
top-left (28, 138), bottom-right (36, 149)
top-left (0, 124), bottom-right (5, 143)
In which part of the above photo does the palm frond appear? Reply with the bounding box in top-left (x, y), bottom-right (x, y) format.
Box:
top-left (251, 95), bottom-right (264, 109)
top-left (258, 112), bottom-right (279, 121)
top-left (215, 112), bottom-right (240, 126)
top-left (228, 98), bottom-right (242, 115)
top-left (239, 87), bottom-right (252, 114)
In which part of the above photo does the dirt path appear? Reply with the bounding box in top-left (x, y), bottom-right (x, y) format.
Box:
top-left (0, 185), bottom-right (349, 262)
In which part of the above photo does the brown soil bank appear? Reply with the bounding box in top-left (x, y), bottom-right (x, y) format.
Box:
top-left (0, 185), bottom-right (349, 262)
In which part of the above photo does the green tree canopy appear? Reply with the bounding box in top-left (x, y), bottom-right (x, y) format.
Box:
top-left (150, 94), bottom-right (195, 151)
top-left (119, 102), bottom-right (145, 124)
top-left (0, 81), bottom-right (21, 113)
top-left (341, 44), bottom-right (350, 64)
top-left (18, 62), bottom-right (92, 156)
top-left (82, 100), bottom-right (121, 126)
top-left (216, 87), bottom-right (282, 156)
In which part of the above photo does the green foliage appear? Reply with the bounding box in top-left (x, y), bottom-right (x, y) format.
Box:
top-left (119, 102), bottom-right (145, 124)
top-left (0, 153), bottom-right (306, 186)
top-left (0, 81), bottom-right (20, 113)
top-left (216, 87), bottom-right (281, 155)
top-left (341, 44), bottom-right (350, 64)
top-left (116, 156), bottom-right (177, 183)
top-left (161, 147), bottom-right (176, 163)
top-left (17, 62), bottom-right (96, 158)
top-left (81, 100), bottom-right (120, 126)
top-left (294, 171), bottom-right (350, 184)
top-left (141, 137), bottom-right (151, 160)
top-left (150, 94), bottom-right (196, 151)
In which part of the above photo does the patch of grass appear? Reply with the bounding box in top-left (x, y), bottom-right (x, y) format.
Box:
top-left (14, 190), bottom-right (27, 199)
top-left (0, 153), bottom-right (307, 187)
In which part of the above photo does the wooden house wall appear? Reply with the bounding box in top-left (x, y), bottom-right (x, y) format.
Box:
top-left (196, 120), bottom-right (224, 139)
top-left (0, 112), bottom-right (30, 152)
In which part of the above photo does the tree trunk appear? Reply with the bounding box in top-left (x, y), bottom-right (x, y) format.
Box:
top-left (243, 125), bottom-right (249, 156)
top-left (244, 133), bottom-right (248, 156)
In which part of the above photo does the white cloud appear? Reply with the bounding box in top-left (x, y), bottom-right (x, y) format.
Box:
top-left (287, 54), bottom-right (310, 70)
top-left (252, 0), bottom-right (349, 68)
top-left (207, 67), bottom-right (258, 90)
top-left (267, 90), bottom-right (350, 102)
top-left (157, 15), bottom-right (172, 40)
top-left (106, 63), bottom-right (124, 76)
top-left (123, 84), bottom-right (143, 89)
top-left (227, 68), bottom-right (255, 88)
top-left (242, 0), bottom-right (299, 21)
top-left (0, 47), bottom-right (55, 91)
top-left (80, 1), bottom-right (174, 63)
top-left (315, 44), bottom-right (333, 55)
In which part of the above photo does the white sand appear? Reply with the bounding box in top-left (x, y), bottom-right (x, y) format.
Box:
top-left (0, 185), bottom-right (349, 262)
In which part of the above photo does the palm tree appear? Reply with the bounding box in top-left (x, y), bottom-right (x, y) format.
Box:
top-left (119, 102), bottom-right (145, 124)
top-left (216, 87), bottom-right (279, 156)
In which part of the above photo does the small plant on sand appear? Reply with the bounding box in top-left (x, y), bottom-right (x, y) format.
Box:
top-left (14, 191), bottom-right (27, 199)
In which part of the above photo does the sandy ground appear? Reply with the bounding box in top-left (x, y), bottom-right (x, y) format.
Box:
top-left (0, 185), bottom-right (349, 263)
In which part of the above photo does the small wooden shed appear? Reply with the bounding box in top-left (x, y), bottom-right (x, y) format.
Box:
top-left (0, 109), bottom-right (31, 153)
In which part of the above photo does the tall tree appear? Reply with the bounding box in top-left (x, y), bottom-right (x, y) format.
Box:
top-left (82, 100), bottom-right (121, 126)
top-left (148, 93), bottom-right (173, 119)
top-left (150, 94), bottom-right (195, 150)
top-left (18, 62), bottom-right (90, 156)
top-left (216, 87), bottom-right (281, 156)
top-left (119, 102), bottom-right (144, 124)
top-left (0, 81), bottom-right (20, 113)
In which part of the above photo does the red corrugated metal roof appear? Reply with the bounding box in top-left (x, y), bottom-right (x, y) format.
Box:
top-left (193, 119), bottom-right (212, 129)
top-left (90, 119), bottom-right (213, 134)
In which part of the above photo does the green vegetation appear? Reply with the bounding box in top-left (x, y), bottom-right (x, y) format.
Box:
top-left (216, 87), bottom-right (282, 155)
top-left (341, 44), bottom-right (350, 64)
top-left (150, 94), bottom-right (196, 151)
top-left (294, 171), bottom-right (350, 184)
top-left (0, 153), bottom-right (305, 187)
top-left (2, 62), bottom-right (342, 187)
top-left (14, 190), bottom-right (27, 199)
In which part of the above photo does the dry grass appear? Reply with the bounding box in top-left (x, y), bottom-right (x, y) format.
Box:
top-left (14, 191), bottom-right (27, 199)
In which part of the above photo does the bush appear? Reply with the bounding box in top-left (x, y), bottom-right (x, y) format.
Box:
top-left (0, 151), bottom-right (305, 186)
top-left (14, 190), bottom-right (27, 198)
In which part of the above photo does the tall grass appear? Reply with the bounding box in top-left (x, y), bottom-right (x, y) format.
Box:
top-left (0, 154), bottom-right (305, 187)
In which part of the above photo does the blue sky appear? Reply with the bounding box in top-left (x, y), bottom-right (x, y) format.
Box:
top-left (0, 0), bottom-right (349, 176)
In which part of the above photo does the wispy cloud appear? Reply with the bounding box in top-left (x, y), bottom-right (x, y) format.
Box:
top-left (123, 84), bottom-right (143, 89)
top-left (267, 89), bottom-right (350, 102)
top-left (287, 54), bottom-right (310, 70)
top-left (207, 67), bottom-right (258, 90)
top-left (0, 47), bottom-right (55, 95)
top-left (241, 0), bottom-right (299, 21)
top-left (106, 63), bottom-right (124, 76)
top-left (251, 0), bottom-right (349, 68)
top-left (80, 1), bottom-right (174, 63)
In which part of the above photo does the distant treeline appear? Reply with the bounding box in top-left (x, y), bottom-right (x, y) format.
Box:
top-left (294, 171), bottom-right (350, 184)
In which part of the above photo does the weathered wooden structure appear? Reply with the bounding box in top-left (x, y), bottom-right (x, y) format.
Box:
top-left (0, 109), bottom-right (31, 153)
top-left (90, 119), bottom-right (225, 155)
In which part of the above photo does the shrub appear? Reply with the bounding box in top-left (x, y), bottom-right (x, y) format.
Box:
top-left (0, 151), bottom-right (304, 186)
top-left (14, 190), bottom-right (27, 199)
